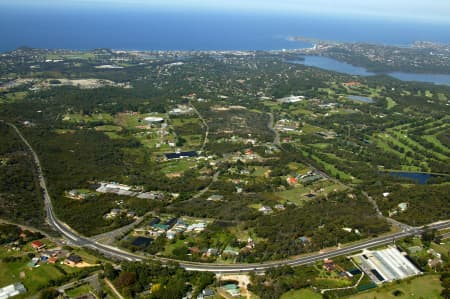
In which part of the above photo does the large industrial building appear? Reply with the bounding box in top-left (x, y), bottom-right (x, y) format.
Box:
top-left (0, 283), bottom-right (26, 299)
top-left (353, 246), bottom-right (421, 284)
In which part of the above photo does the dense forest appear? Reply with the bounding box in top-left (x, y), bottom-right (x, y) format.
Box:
top-left (0, 123), bottom-right (46, 229)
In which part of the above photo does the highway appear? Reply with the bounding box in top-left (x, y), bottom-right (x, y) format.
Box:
top-left (7, 122), bottom-right (450, 273)
top-left (7, 123), bottom-right (143, 262)
top-left (178, 221), bottom-right (450, 272)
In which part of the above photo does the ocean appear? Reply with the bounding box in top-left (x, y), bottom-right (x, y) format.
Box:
top-left (1, 7), bottom-right (450, 52)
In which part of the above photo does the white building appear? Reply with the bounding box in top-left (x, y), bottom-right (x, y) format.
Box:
top-left (353, 246), bottom-right (421, 284)
top-left (0, 283), bottom-right (27, 299)
top-left (144, 116), bottom-right (164, 124)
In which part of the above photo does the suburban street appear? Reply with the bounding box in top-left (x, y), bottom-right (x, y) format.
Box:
top-left (8, 121), bottom-right (450, 273)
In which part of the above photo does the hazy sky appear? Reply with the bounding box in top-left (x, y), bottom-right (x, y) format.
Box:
top-left (3, 0), bottom-right (450, 23)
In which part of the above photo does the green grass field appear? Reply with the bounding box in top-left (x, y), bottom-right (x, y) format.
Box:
top-left (0, 261), bottom-right (65, 295)
top-left (281, 288), bottom-right (322, 299)
top-left (386, 97), bottom-right (397, 110)
top-left (423, 134), bottom-right (450, 155)
top-left (347, 275), bottom-right (443, 299)
top-left (94, 125), bottom-right (123, 132)
top-left (0, 92), bottom-right (28, 104)
top-left (66, 283), bottom-right (94, 298)
top-left (63, 113), bottom-right (114, 124)
top-left (160, 159), bottom-right (196, 174)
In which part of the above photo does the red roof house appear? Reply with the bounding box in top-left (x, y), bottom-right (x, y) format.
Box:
top-left (31, 240), bottom-right (45, 250)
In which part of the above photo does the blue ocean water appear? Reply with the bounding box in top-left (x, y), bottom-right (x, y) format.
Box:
top-left (1, 7), bottom-right (450, 51)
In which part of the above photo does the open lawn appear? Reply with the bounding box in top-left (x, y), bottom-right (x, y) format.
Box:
top-left (430, 241), bottom-right (450, 258)
top-left (347, 275), bottom-right (443, 299)
top-left (386, 97), bottom-right (397, 110)
top-left (0, 261), bottom-right (66, 295)
top-left (0, 92), bottom-right (28, 103)
top-left (422, 134), bottom-right (450, 155)
top-left (160, 159), bottom-right (196, 174)
top-left (114, 112), bottom-right (166, 130)
top-left (63, 113), bottom-right (114, 124)
top-left (281, 288), bottom-right (322, 299)
top-left (94, 125), bottom-right (122, 132)
top-left (54, 129), bottom-right (76, 134)
top-left (66, 283), bottom-right (94, 298)
top-left (251, 166), bottom-right (271, 177)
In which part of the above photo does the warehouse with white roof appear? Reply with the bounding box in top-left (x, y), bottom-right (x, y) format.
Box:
top-left (353, 246), bottom-right (421, 284)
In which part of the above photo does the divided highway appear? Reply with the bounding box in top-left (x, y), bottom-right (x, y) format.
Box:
top-left (8, 122), bottom-right (450, 273)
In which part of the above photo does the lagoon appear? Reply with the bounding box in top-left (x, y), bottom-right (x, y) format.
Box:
top-left (291, 56), bottom-right (450, 86)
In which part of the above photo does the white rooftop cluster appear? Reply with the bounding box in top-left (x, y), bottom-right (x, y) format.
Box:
top-left (354, 246), bottom-right (421, 284)
top-left (0, 283), bottom-right (26, 299)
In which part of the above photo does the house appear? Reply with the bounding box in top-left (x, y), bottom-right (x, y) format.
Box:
top-left (48, 257), bottom-right (58, 264)
top-left (398, 202), bottom-right (409, 212)
top-left (316, 131), bottom-right (337, 139)
top-left (166, 231), bottom-right (177, 240)
top-left (287, 177), bottom-right (298, 185)
top-left (31, 240), bottom-right (45, 250)
top-left (27, 257), bottom-right (40, 267)
top-left (206, 248), bottom-right (219, 257)
top-left (65, 254), bottom-right (82, 266)
top-left (68, 190), bottom-right (79, 197)
top-left (202, 288), bottom-right (215, 297)
top-left (223, 284), bottom-right (240, 297)
top-left (186, 222), bottom-right (207, 233)
top-left (258, 206), bottom-right (273, 214)
top-left (144, 116), bottom-right (164, 124)
top-left (428, 258), bottom-right (442, 268)
top-left (207, 195), bottom-right (223, 202)
top-left (343, 81), bottom-right (361, 87)
top-left (323, 259), bottom-right (336, 271)
top-left (222, 246), bottom-right (239, 257)
top-left (274, 204), bottom-right (285, 211)
top-left (188, 247), bottom-right (202, 255)
top-left (149, 218), bottom-right (161, 226)
top-left (299, 172), bottom-right (323, 184)
top-left (165, 218), bottom-right (178, 228)
top-left (298, 236), bottom-right (311, 244)
top-left (407, 245), bottom-right (423, 254)
top-left (152, 223), bottom-right (169, 231)
top-left (246, 238), bottom-right (255, 249)
top-left (105, 208), bottom-right (122, 219)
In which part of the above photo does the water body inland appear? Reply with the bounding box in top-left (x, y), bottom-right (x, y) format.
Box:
top-left (386, 171), bottom-right (437, 185)
top-left (290, 56), bottom-right (450, 86)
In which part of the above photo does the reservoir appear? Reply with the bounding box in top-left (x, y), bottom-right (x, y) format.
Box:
top-left (387, 171), bottom-right (435, 185)
top-left (290, 56), bottom-right (450, 86)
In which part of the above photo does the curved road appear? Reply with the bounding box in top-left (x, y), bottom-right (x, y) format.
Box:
top-left (7, 123), bottom-right (143, 262)
top-left (7, 122), bottom-right (450, 273)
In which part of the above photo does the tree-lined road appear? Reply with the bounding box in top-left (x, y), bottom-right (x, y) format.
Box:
top-left (8, 121), bottom-right (450, 273)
